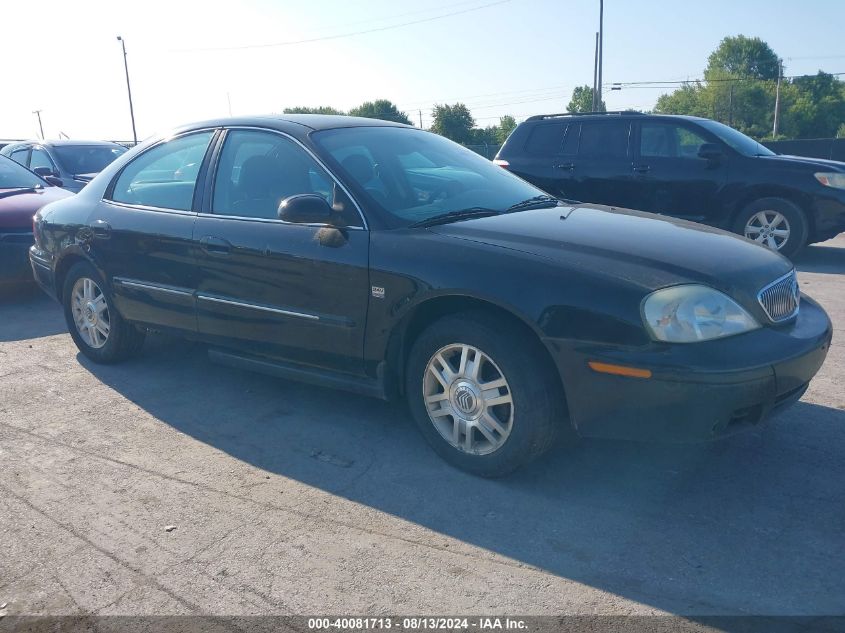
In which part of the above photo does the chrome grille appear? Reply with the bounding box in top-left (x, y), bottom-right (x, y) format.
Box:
top-left (757, 271), bottom-right (800, 322)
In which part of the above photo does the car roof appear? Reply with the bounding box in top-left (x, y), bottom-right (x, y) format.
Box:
top-left (2, 139), bottom-right (126, 149)
top-left (525, 112), bottom-right (709, 123)
top-left (170, 114), bottom-right (413, 135)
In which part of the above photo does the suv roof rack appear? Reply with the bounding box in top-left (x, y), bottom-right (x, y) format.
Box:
top-left (526, 110), bottom-right (645, 121)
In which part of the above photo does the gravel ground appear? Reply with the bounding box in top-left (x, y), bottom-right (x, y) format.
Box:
top-left (0, 236), bottom-right (843, 618)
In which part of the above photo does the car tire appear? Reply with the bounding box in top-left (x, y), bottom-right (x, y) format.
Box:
top-left (733, 197), bottom-right (808, 258)
top-left (405, 311), bottom-right (564, 477)
top-left (62, 261), bottom-right (145, 364)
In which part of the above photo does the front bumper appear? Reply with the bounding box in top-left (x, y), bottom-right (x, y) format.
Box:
top-left (0, 232), bottom-right (35, 283)
top-left (812, 190), bottom-right (845, 241)
top-left (547, 295), bottom-right (833, 442)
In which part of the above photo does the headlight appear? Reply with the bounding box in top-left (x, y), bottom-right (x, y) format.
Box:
top-left (642, 285), bottom-right (760, 343)
top-left (814, 172), bottom-right (845, 190)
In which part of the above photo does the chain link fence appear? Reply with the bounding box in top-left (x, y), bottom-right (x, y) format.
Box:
top-left (463, 143), bottom-right (503, 160)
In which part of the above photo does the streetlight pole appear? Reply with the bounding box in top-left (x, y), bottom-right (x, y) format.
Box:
top-left (116, 36), bottom-right (138, 145)
top-left (772, 58), bottom-right (783, 138)
top-left (597, 0), bottom-right (604, 111)
top-left (592, 32), bottom-right (599, 111)
top-left (32, 110), bottom-right (44, 139)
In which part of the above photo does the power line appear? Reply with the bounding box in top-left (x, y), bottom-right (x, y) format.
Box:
top-left (174, 0), bottom-right (510, 52)
top-left (607, 70), bottom-right (845, 88)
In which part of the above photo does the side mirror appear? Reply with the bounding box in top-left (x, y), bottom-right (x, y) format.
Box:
top-left (33, 166), bottom-right (58, 178)
top-left (698, 143), bottom-right (723, 160)
top-left (45, 175), bottom-right (64, 188)
top-left (278, 194), bottom-right (333, 224)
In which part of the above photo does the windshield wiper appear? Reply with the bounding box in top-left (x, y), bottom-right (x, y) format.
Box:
top-left (408, 207), bottom-right (500, 228)
top-left (505, 195), bottom-right (562, 212)
top-left (0, 186), bottom-right (43, 200)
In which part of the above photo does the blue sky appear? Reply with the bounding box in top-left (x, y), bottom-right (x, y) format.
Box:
top-left (2, 0), bottom-right (843, 141)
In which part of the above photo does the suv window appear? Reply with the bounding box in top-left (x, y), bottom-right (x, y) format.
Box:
top-left (110, 131), bottom-right (214, 211)
top-left (561, 123), bottom-right (580, 156)
top-left (29, 148), bottom-right (55, 173)
top-left (578, 121), bottom-right (630, 159)
top-left (640, 122), bottom-right (709, 159)
top-left (212, 129), bottom-right (360, 225)
top-left (10, 148), bottom-right (30, 167)
top-left (524, 123), bottom-right (566, 156)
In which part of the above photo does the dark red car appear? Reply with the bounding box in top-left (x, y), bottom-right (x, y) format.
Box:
top-left (0, 155), bottom-right (72, 284)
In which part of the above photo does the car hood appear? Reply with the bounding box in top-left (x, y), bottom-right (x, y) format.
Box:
top-left (429, 204), bottom-right (793, 298)
top-left (758, 154), bottom-right (845, 171)
top-left (0, 186), bottom-right (73, 230)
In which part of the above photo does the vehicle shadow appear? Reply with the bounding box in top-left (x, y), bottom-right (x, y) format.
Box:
top-left (794, 240), bottom-right (845, 274)
top-left (79, 334), bottom-right (845, 615)
top-left (0, 283), bottom-right (67, 342)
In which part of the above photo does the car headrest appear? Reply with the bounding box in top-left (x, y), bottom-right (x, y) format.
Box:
top-left (239, 155), bottom-right (279, 197)
top-left (341, 154), bottom-right (374, 185)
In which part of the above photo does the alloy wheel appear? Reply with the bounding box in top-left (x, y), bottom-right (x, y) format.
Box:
top-left (744, 210), bottom-right (791, 251)
top-left (423, 343), bottom-right (514, 455)
top-left (71, 277), bottom-right (111, 349)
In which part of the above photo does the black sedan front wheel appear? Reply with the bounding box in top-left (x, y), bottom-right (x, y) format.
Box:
top-left (406, 312), bottom-right (563, 477)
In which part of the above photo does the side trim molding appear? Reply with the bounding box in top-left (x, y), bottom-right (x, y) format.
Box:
top-left (114, 277), bottom-right (194, 297)
top-left (197, 294), bottom-right (319, 321)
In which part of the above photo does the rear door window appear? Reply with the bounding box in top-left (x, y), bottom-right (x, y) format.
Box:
top-left (578, 121), bottom-right (631, 159)
top-left (109, 131), bottom-right (214, 211)
top-left (524, 123), bottom-right (567, 156)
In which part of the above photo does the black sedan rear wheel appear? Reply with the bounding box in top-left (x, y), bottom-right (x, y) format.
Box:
top-left (62, 262), bottom-right (145, 363)
top-left (406, 311), bottom-right (563, 477)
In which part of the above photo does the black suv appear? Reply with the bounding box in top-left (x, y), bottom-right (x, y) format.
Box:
top-left (495, 112), bottom-right (845, 257)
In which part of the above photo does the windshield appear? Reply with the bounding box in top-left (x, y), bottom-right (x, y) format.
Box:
top-left (53, 144), bottom-right (127, 175)
top-left (312, 127), bottom-right (550, 227)
top-left (0, 155), bottom-right (45, 189)
top-left (697, 120), bottom-right (775, 157)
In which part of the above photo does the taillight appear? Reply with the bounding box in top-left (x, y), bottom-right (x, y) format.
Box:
top-left (492, 159), bottom-right (510, 168)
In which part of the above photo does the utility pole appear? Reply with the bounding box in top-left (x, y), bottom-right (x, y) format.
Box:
top-left (596, 0), bottom-right (604, 111)
top-left (419, 109), bottom-right (423, 129)
top-left (728, 82), bottom-right (734, 127)
top-left (116, 36), bottom-right (138, 145)
top-left (592, 32), bottom-right (599, 111)
top-left (32, 110), bottom-right (44, 139)
top-left (772, 58), bottom-right (783, 138)
top-left (227, 92), bottom-right (233, 116)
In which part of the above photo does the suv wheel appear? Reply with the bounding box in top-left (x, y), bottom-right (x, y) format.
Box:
top-left (405, 311), bottom-right (563, 477)
top-left (733, 197), bottom-right (808, 258)
top-left (62, 262), bottom-right (145, 363)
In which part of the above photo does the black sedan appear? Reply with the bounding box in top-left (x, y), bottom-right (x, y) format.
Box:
top-left (29, 115), bottom-right (832, 476)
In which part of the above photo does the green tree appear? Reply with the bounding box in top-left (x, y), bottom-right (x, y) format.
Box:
top-left (283, 106), bottom-right (345, 115)
top-left (469, 125), bottom-right (499, 145)
top-left (431, 103), bottom-right (475, 143)
top-left (497, 115), bottom-right (517, 143)
top-left (781, 72), bottom-right (845, 138)
top-left (567, 86), bottom-right (605, 113)
top-left (348, 99), bottom-right (412, 125)
top-left (705, 35), bottom-right (780, 80)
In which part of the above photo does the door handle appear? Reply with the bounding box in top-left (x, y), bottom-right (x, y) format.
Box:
top-left (89, 219), bottom-right (111, 238)
top-left (199, 236), bottom-right (232, 256)
top-left (555, 162), bottom-right (576, 171)
top-left (633, 164), bottom-right (651, 173)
